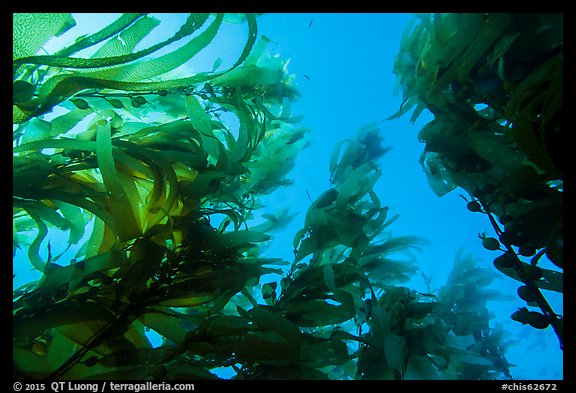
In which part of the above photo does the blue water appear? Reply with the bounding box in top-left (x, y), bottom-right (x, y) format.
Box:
top-left (13, 13), bottom-right (563, 380)
top-left (255, 13), bottom-right (562, 380)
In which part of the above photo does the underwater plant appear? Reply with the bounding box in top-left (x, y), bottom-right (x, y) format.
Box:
top-left (13, 12), bottom-right (305, 379)
top-left (14, 13), bottom-right (513, 380)
top-left (390, 13), bottom-right (563, 349)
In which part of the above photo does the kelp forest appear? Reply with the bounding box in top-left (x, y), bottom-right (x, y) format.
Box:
top-left (13, 13), bottom-right (563, 380)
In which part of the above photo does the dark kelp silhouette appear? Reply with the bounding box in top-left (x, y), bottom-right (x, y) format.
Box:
top-left (14, 13), bottom-right (514, 380)
top-left (390, 13), bottom-right (563, 350)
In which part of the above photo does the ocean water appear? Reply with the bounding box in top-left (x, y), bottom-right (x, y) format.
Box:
top-left (13, 13), bottom-right (563, 380)
top-left (256, 13), bottom-right (563, 380)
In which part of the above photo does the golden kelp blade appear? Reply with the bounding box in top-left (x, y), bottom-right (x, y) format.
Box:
top-left (96, 123), bottom-right (142, 241)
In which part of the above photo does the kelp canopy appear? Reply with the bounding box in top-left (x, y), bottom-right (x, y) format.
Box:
top-left (14, 13), bottom-right (513, 380)
top-left (390, 13), bottom-right (563, 348)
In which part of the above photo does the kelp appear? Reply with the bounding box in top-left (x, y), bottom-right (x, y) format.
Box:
top-left (14, 13), bottom-right (512, 381)
top-left (272, 126), bottom-right (510, 380)
top-left (13, 13), bottom-right (260, 124)
top-left (391, 13), bottom-right (563, 348)
top-left (13, 13), bottom-right (304, 379)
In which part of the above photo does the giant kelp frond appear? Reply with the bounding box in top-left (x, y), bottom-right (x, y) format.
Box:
top-left (13, 13), bottom-right (307, 380)
top-left (356, 250), bottom-right (512, 380)
top-left (273, 126), bottom-right (510, 380)
top-left (13, 14), bottom-right (208, 69)
top-left (391, 13), bottom-right (563, 348)
top-left (13, 13), bottom-right (260, 124)
top-left (13, 13), bottom-right (298, 260)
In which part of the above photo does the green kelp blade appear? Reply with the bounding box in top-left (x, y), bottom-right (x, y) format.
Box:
top-left (229, 92), bottom-right (257, 162)
top-left (43, 329), bottom-right (78, 373)
top-left (116, 238), bottom-right (165, 297)
top-left (399, 15), bottom-right (419, 50)
top-left (420, 152), bottom-right (457, 197)
top-left (252, 96), bottom-right (304, 124)
top-left (507, 51), bottom-right (563, 116)
top-left (16, 201), bottom-right (74, 269)
top-left (68, 366), bottom-right (150, 380)
top-left (386, 95), bottom-right (419, 121)
top-left (409, 101), bottom-right (428, 124)
top-left (467, 130), bottom-right (524, 172)
top-left (13, 166), bottom-right (117, 256)
top-left (433, 13), bottom-right (460, 46)
top-left (16, 14), bottom-right (210, 70)
top-left (428, 14), bottom-right (489, 95)
top-left (216, 230), bottom-right (271, 250)
top-left (210, 63), bottom-right (283, 89)
top-left (82, 14), bottom-right (223, 82)
top-left (113, 139), bottom-right (180, 227)
top-left (196, 314), bottom-right (251, 339)
top-left (14, 301), bottom-right (115, 338)
top-left (184, 94), bottom-right (221, 165)
top-left (455, 13), bottom-right (512, 84)
top-left (111, 147), bottom-right (164, 225)
top-left (13, 13), bottom-right (76, 60)
top-left (55, 14), bottom-right (145, 57)
top-left (494, 260), bottom-right (562, 293)
top-left (138, 312), bottom-right (189, 343)
top-left (13, 137), bottom-right (97, 153)
top-left (97, 348), bottom-right (170, 368)
top-left (384, 334), bottom-right (408, 374)
top-left (26, 212), bottom-right (49, 271)
top-left (294, 235), bottom-right (325, 263)
top-left (50, 108), bottom-right (93, 138)
top-left (40, 249), bottom-right (127, 296)
top-left (229, 13), bottom-right (258, 69)
top-left (299, 337), bottom-right (351, 369)
top-left (284, 262), bottom-right (367, 303)
top-left (19, 200), bottom-right (70, 232)
top-left (158, 293), bottom-right (216, 308)
top-left (96, 123), bottom-right (142, 241)
top-left (512, 99), bottom-right (558, 176)
top-left (126, 320), bottom-right (154, 349)
top-left (322, 264), bottom-right (358, 320)
top-left (13, 347), bottom-right (51, 377)
top-left (329, 139), bottom-right (347, 181)
top-left (284, 298), bottom-right (356, 327)
top-left (541, 64), bottom-right (562, 133)
top-left (19, 118), bottom-right (54, 144)
top-left (235, 331), bottom-right (300, 366)
top-left (27, 13), bottom-right (263, 119)
top-left (90, 15), bottom-right (161, 58)
top-left (255, 364), bottom-right (330, 380)
top-left (167, 362), bottom-right (219, 380)
top-left (508, 52), bottom-right (563, 177)
top-left (237, 305), bottom-right (302, 342)
top-left (436, 14), bottom-right (484, 69)
top-left (214, 208), bottom-right (247, 232)
top-left (13, 80), bottom-right (36, 104)
top-left (335, 162), bottom-right (382, 206)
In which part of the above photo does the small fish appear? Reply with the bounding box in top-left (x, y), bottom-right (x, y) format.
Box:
top-left (305, 190), bottom-right (313, 203)
top-left (309, 19), bottom-right (314, 29)
top-left (304, 74), bottom-right (311, 80)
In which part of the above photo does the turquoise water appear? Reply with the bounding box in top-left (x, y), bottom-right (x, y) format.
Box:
top-left (13, 13), bottom-right (563, 380)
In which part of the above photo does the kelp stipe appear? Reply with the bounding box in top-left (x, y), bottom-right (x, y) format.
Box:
top-left (390, 13), bottom-right (563, 349)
